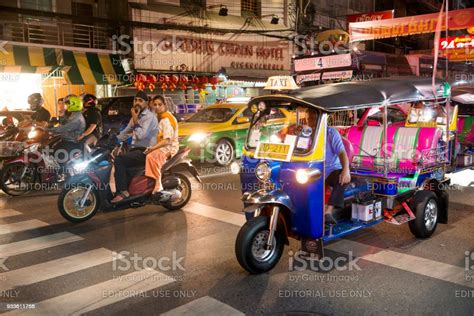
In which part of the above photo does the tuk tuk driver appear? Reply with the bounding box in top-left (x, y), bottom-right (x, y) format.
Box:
top-left (295, 107), bottom-right (351, 225)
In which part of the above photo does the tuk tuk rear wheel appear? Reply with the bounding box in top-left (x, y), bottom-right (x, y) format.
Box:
top-left (235, 216), bottom-right (284, 274)
top-left (409, 191), bottom-right (439, 238)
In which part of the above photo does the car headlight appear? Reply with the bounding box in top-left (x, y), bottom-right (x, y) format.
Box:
top-left (188, 132), bottom-right (210, 142)
top-left (255, 162), bottom-right (271, 181)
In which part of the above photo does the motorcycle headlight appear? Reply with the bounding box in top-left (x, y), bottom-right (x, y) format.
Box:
top-left (188, 132), bottom-right (210, 142)
top-left (28, 130), bottom-right (39, 139)
top-left (73, 161), bottom-right (89, 173)
top-left (72, 153), bottom-right (102, 173)
top-left (255, 162), bottom-right (271, 181)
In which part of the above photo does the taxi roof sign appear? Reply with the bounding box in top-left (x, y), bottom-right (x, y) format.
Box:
top-left (264, 76), bottom-right (300, 90)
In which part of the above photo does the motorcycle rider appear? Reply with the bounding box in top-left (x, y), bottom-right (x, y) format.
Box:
top-left (144, 95), bottom-right (179, 201)
top-left (28, 93), bottom-right (51, 123)
top-left (77, 94), bottom-right (103, 146)
top-left (48, 94), bottom-right (86, 163)
top-left (111, 90), bottom-right (158, 203)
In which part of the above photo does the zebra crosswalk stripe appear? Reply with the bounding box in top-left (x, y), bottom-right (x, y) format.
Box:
top-left (0, 248), bottom-right (118, 291)
top-left (162, 296), bottom-right (244, 316)
top-left (4, 268), bottom-right (175, 316)
top-left (0, 220), bottom-right (48, 235)
top-left (0, 209), bottom-right (22, 219)
top-left (0, 232), bottom-right (83, 257)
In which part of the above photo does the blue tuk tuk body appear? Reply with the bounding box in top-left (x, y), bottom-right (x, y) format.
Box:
top-left (235, 77), bottom-right (453, 274)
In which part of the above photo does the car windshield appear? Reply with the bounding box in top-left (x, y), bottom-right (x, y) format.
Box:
top-left (246, 104), bottom-right (317, 156)
top-left (187, 108), bottom-right (237, 123)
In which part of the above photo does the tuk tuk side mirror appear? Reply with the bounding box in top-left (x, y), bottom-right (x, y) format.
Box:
top-left (235, 116), bottom-right (250, 124)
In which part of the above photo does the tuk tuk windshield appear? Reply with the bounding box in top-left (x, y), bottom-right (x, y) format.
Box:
top-left (246, 104), bottom-right (319, 157)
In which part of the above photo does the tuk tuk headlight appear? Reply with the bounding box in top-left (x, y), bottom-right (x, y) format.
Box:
top-left (296, 168), bottom-right (322, 184)
top-left (296, 169), bottom-right (310, 184)
top-left (255, 162), bottom-right (271, 181)
top-left (230, 161), bottom-right (240, 174)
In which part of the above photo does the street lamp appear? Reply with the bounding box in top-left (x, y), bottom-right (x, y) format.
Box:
top-left (206, 4), bottom-right (228, 16)
top-left (269, 15), bottom-right (279, 25)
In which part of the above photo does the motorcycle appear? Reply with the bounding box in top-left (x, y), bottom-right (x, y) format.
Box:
top-left (57, 134), bottom-right (201, 223)
top-left (0, 125), bottom-right (84, 195)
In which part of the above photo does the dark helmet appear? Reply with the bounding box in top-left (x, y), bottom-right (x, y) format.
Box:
top-left (82, 94), bottom-right (98, 108)
top-left (27, 93), bottom-right (43, 111)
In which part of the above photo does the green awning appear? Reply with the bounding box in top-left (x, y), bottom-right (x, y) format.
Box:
top-left (62, 50), bottom-right (128, 85)
top-left (0, 44), bottom-right (60, 73)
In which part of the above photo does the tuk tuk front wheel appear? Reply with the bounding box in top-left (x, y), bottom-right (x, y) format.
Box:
top-left (235, 216), bottom-right (284, 274)
top-left (409, 191), bottom-right (439, 238)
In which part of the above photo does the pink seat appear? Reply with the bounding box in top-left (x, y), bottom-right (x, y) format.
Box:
top-left (346, 125), bottom-right (443, 174)
top-left (341, 136), bottom-right (354, 163)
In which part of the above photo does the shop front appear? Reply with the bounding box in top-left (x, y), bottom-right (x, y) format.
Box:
top-left (127, 29), bottom-right (291, 109)
top-left (0, 43), bottom-right (129, 116)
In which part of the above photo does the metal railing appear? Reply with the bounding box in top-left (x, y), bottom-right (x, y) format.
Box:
top-left (0, 17), bottom-right (113, 50)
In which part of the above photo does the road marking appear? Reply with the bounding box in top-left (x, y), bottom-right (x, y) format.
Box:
top-left (4, 268), bottom-right (174, 316)
top-left (184, 201), bottom-right (245, 227)
top-left (0, 232), bottom-right (83, 257)
top-left (0, 209), bottom-right (22, 219)
top-left (162, 296), bottom-right (244, 316)
top-left (183, 202), bottom-right (473, 289)
top-left (0, 220), bottom-right (48, 235)
top-left (327, 239), bottom-right (473, 289)
top-left (0, 248), bottom-right (117, 291)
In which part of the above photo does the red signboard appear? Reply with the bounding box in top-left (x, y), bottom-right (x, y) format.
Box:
top-left (349, 8), bottom-right (474, 42)
top-left (439, 35), bottom-right (474, 50)
top-left (347, 10), bottom-right (394, 23)
top-left (439, 35), bottom-right (474, 61)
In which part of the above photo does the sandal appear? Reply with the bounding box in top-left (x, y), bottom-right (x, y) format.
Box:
top-left (111, 192), bottom-right (129, 203)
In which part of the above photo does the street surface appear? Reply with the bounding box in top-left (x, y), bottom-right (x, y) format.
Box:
top-left (0, 164), bottom-right (473, 315)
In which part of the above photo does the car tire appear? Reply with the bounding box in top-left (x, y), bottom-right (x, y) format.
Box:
top-left (214, 139), bottom-right (234, 166)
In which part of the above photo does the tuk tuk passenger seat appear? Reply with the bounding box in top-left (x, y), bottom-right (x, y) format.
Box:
top-left (346, 125), bottom-right (443, 174)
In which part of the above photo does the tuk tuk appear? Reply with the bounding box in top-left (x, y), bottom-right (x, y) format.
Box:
top-left (452, 85), bottom-right (474, 168)
top-left (235, 77), bottom-right (453, 274)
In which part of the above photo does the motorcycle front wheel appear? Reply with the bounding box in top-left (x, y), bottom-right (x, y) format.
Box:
top-left (58, 183), bottom-right (99, 223)
top-left (235, 216), bottom-right (285, 274)
top-left (0, 162), bottom-right (36, 196)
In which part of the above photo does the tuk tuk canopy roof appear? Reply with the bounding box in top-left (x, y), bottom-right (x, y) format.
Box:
top-left (252, 77), bottom-right (448, 112)
top-left (451, 85), bottom-right (474, 105)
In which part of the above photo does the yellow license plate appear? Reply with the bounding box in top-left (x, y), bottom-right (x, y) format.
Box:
top-left (255, 142), bottom-right (294, 161)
